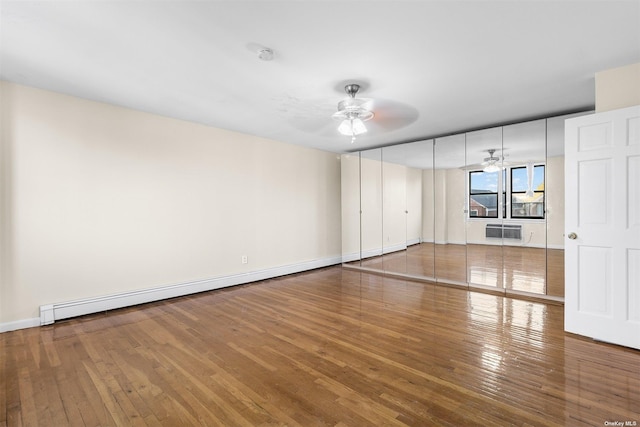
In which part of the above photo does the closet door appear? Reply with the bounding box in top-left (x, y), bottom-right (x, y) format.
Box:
top-left (502, 120), bottom-right (547, 296)
top-left (411, 140), bottom-right (435, 279)
top-left (465, 127), bottom-right (505, 292)
top-left (341, 153), bottom-right (362, 264)
top-left (359, 148), bottom-right (383, 269)
top-left (380, 141), bottom-right (435, 278)
top-left (381, 144), bottom-right (408, 273)
top-left (434, 134), bottom-right (467, 286)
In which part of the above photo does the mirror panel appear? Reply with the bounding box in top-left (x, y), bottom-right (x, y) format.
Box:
top-left (502, 119), bottom-right (547, 295)
top-left (342, 111), bottom-right (591, 303)
top-left (381, 144), bottom-right (408, 273)
top-left (341, 153), bottom-right (362, 265)
top-left (465, 127), bottom-right (505, 291)
top-left (359, 148), bottom-right (383, 269)
top-left (434, 134), bottom-right (467, 285)
top-left (379, 140), bottom-right (436, 278)
top-left (545, 114), bottom-right (575, 298)
top-left (409, 140), bottom-right (435, 279)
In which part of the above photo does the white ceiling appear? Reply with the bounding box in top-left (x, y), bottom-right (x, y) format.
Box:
top-left (1, 1), bottom-right (639, 154)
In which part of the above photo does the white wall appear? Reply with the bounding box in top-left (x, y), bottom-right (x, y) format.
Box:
top-left (0, 81), bottom-right (342, 327)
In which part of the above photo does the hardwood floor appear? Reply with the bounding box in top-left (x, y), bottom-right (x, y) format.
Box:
top-left (2, 266), bottom-right (638, 426)
top-left (356, 243), bottom-right (565, 298)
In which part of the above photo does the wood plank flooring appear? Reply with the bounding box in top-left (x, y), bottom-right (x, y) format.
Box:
top-left (2, 266), bottom-right (638, 426)
top-left (357, 243), bottom-right (565, 298)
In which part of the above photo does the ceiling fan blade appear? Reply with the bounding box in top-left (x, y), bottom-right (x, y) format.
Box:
top-left (366, 99), bottom-right (419, 132)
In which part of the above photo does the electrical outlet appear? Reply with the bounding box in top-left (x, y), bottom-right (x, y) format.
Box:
top-left (241, 255), bottom-right (248, 264)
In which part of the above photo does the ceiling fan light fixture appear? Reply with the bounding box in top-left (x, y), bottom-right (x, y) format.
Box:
top-left (483, 164), bottom-right (501, 173)
top-left (338, 118), bottom-right (367, 136)
top-left (332, 83), bottom-right (374, 142)
top-left (482, 149), bottom-right (501, 173)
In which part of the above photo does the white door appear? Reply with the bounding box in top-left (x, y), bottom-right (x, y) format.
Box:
top-left (565, 105), bottom-right (640, 349)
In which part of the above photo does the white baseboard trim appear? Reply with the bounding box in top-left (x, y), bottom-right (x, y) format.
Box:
top-left (32, 256), bottom-right (342, 328)
top-left (434, 240), bottom-right (466, 246)
top-left (407, 238), bottom-right (421, 246)
top-left (0, 317), bottom-right (41, 333)
top-left (383, 243), bottom-right (408, 254)
top-left (342, 243), bottom-right (408, 263)
top-left (342, 252), bottom-right (362, 263)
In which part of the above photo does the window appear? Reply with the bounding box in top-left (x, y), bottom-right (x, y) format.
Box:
top-left (511, 165), bottom-right (545, 219)
top-left (469, 170), bottom-right (499, 218)
top-left (468, 165), bottom-right (545, 220)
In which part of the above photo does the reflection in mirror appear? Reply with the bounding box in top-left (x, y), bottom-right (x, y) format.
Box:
top-left (381, 144), bottom-right (408, 273)
top-left (341, 152), bottom-right (362, 264)
top-left (379, 141), bottom-right (435, 279)
top-left (342, 111), bottom-right (588, 302)
top-left (502, 120), bottom-right (547, 296)
top-left (545, 113), bottom-right (584, 298)
top-left (359, 148), bottom-right (383, 269)
top-left (434, 134), bottom-right (467, 285)
top-left (465, 127), bottom-right (505, 291)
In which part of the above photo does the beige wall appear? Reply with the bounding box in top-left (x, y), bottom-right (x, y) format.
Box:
top-left (1, 81), bottom-right (341, 325)
top-left (596, 63), bottom-right (640, 113)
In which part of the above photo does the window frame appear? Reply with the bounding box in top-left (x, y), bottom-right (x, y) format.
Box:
top-left (510, 165), bottom-right (545, 220)
top-left (467, 164), bottom-right (545, 220)
top-left (468, 170), bottom-right (500, 219)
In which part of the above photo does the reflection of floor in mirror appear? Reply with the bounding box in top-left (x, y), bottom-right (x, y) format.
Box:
top-left (351, 243), bottom-right (564, 298)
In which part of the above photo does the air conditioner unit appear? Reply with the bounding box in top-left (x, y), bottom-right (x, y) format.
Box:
top-left (486, 224), bottom-right (522, 240)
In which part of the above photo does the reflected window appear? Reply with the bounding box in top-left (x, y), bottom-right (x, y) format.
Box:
top-left (511, 165), bottom-right (545, 219)
top-left (469, 170), bottom-right (500, 218)
top-left (468, 165), bottom-right (545, 220)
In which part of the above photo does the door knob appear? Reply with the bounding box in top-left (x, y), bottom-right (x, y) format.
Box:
top-left (568, 232), bottom-right (578, 240)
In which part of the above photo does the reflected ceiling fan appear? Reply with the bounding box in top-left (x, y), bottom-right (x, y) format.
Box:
top-left (461, 149), bottom-right (511, 172)
top-left (481, 149), bottom-right (503, 172)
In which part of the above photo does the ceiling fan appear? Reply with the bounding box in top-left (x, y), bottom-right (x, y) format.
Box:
top-left (460, 148), bottom-right (510, 172)
top-left (289, 82), bottom-right (418, 140)
top-left (331, 84), bottom-right (374, 143)
top-left (482, 149), bottom-right (503, 172)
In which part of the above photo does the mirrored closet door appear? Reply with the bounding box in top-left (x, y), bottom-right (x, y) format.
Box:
top-left (501, 119), bottom-right (547, 297)
top-left (434, 134), bottom-right (467, 286)
top-left (342, 112), bottom-right (588, 302)
top-left (360, 148), bottom-right (383, 269)
top-left (380, 140), bottom-right (435, 279)
top-left (464, 127), bottom-right (505, 292)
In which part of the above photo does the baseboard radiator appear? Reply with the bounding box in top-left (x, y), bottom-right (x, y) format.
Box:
top-left (486, 224), bottom-right (522, 240)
